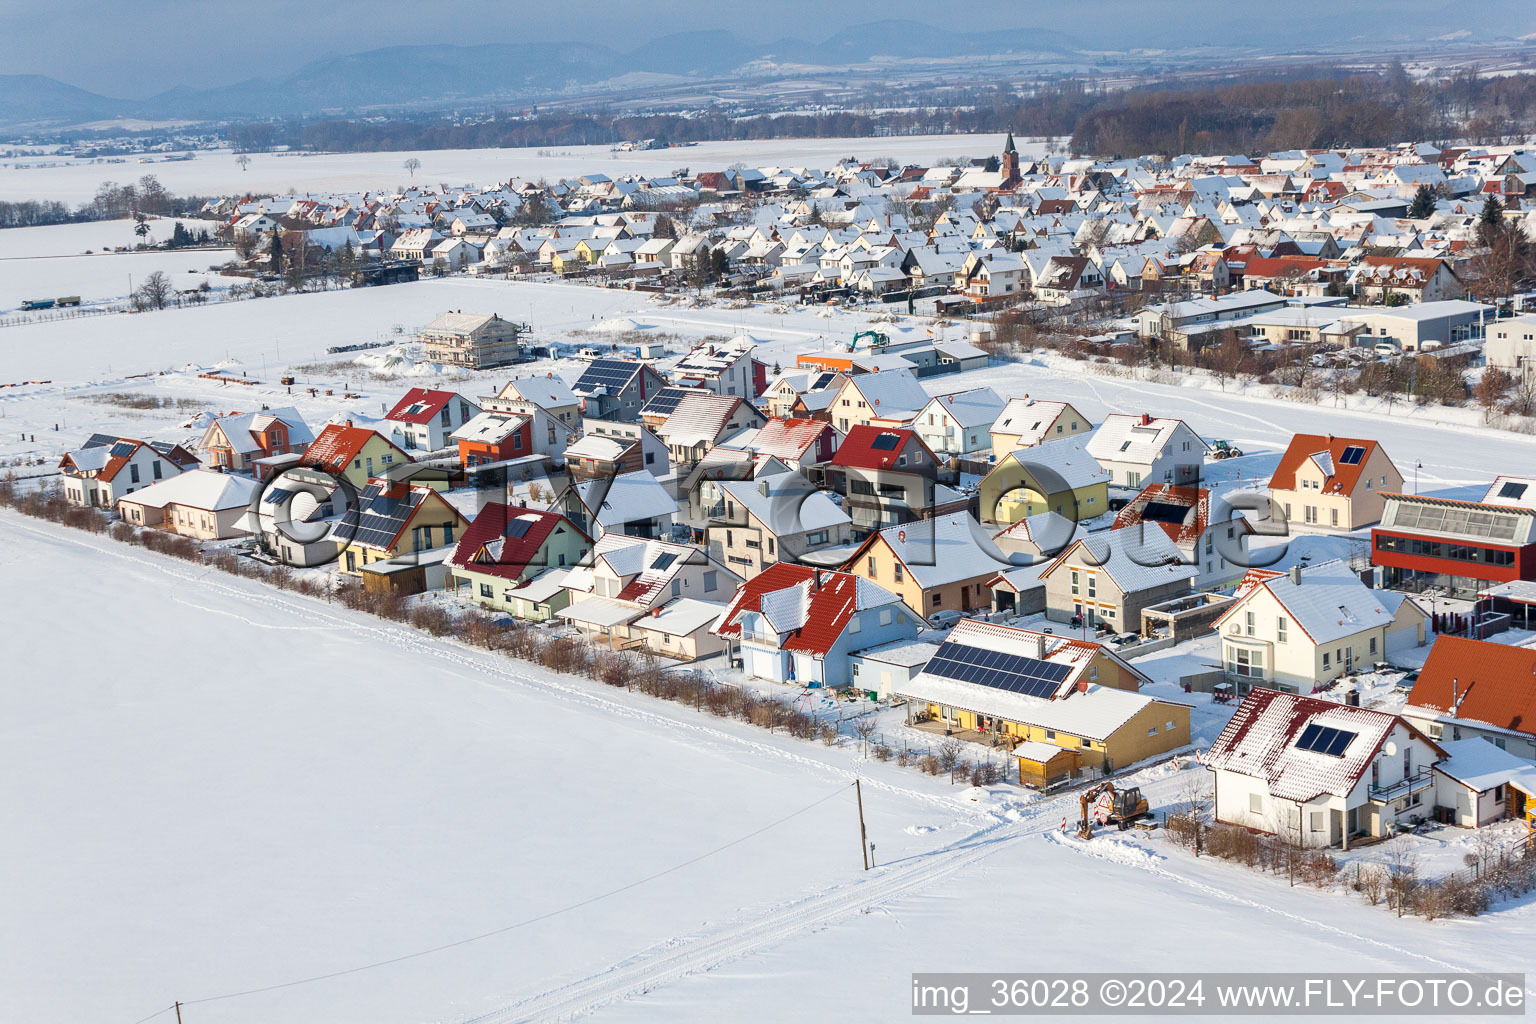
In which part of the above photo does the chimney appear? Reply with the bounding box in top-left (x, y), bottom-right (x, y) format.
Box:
top-left (758, 478), bottom-right (770, 497)
top-left (1141, 413), bottom-right (1152, 426)
top-left (1036, 634), bottom-right (1048, 660)
top-left (1289, 565), bottom-right (1302, 585)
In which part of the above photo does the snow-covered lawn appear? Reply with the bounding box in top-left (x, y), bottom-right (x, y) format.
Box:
top-left (0, 136), bottom-right (1054, 206)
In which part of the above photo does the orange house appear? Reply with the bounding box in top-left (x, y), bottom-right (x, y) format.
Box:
top-left (451, 411), bottom-right (532, 467)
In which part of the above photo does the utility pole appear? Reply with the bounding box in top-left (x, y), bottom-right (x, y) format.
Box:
top-left (856, 778), bottom-right (869, 871)
top-left (175, 1002), bottom-right (183, 1024)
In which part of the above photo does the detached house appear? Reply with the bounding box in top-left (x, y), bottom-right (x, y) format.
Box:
top-left (911, 387), bottom-right (1005, 458)
top-left (989, 397), bottom-right (1093, 459)
top-left (1085, 414), bottom-right (1206, 489)
top-left (198, 407), bottom-right (314, 474)
top-left (846, 512), bottom-right (1014, 622)
top-left (1110, 483), bottom-right (1252, 589)
top-left (978, 434), bottom-right (1109, 526)
top-left (1204, 690), bottom-right (1445, 848)
top-left (332, 479), bottom-right (470, 574)
top-left (570, 358), bottom-right (666, 420)
top-left (418, 312), bottom-right (526, 370)
top-left (116, 469), bottom-right (260, 540)
top-left (300, 424), bottom-right (411, 489)
top-left (827, 369), bottom-right (931, 434)
top-left (894, 619), bottom-right (1190, 773)
top-left (1402, 636), bottom-right (1536, 761)
top-left (59, 435), bottom-right (198, 507)
top-left (383, 388), bottom-right (482, 452)
top-left (713, 563), bottom-right (920, 688)
top-left (827, 425), bottom-right (942, 539)
top-left (1213, 560), bottom-right (1427, 694)
top-left (448, 504), bottom-right (592, 619)
top-left (1268, 434), bottom-right (1402, 531)
top-left (451, 411), bottom-right (532, 466)
top-left (1040, 528), bottom-right (1197, 632)
top-left (703, 468), bottom-right (852, 578)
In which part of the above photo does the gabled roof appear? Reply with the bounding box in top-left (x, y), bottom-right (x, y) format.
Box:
top-left (385, 388), bottom-right (463, 424)
top-left (829, 425), bottom-right (933, 471)
top-left (993, 434), bottom-right (1109, 492)
top-left (1111, 483), bottom-right (1243, 548)
top-left (449, 504), bottom-right (579, 580)
top-left (577, 471), bottom-right (675, 528)
top-left (302, 424), bottom-right (404, 474)
top-left (498, 375), bottom-right (578, 409)
top-left (991, 398), bottom-right (1084, 446)
top-left (1042, 528), bottom-right (1195, 594)
top-left (855, 512), bottom-right (1013, 590)
top-left (1203, 689), bottom-right (1429, 803)
top-left (204, 407), bottom-right (313, 454)
top-left (713, 562), bottom-right (904, 657)
top-left (118, 468), bottom-right (260, 512)
top-left (918, 387), bottom-right (1005, 430)
top-left (1268, 433), bottom-right (1389, 495)
top-left (1406, 636), bottom-right (1536, 738)
top-left (839, 368), bottom-right (930, 419)
top-left (717, 469), bottom-right (849, 536)
top-left (748, 417), bottom-right (834, 463)
top-left (1214, 559), bottom-right (1394, 646)
top-left (1085, 414), bottom-right (1199, 466)
top-left (656, 393), bottom-right (749, 447)
top-left (451, 411), bottom-right (527, 445)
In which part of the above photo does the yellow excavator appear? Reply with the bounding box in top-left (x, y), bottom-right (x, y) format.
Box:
top-left (1077, 781), bottom-right (1149, 839)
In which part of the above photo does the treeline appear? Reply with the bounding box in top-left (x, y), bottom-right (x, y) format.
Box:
top-left (0, 174), bottom-right (213, 230)
top-left (284, 67), bottom-right (1536, 160)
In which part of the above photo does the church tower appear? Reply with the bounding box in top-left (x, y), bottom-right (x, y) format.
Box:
top-left (1000, 130), bottom-right (1021, 189)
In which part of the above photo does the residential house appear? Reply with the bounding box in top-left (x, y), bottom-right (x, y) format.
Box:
top-left (911, 387), bottom-right (1005, 458)
top-left (704, 468), bottom-right (852, 578)
top-left (1039, 528), bottom-right (1196, 632)
top-left (451, 411), bottom-right (533, 467)
top-left (827, 425), bottom-right (941, 539)
top-left (198, 407), bottom-right (314, 474)
top-left (1204, 689), bottom-right (1444, 847)
top-left (1085, 414), bottom-right (1206, 489)
top-left (1111, 483), bottom-right (1252, 589)
top-left (744, 417), bottom-right (840, 474)
top-left (1431, 739), bottom-right (1536, 828)
top-left (827, 369), bottom-right (931, 434)
top-left (560, 470), bottom-right (677, 540)
top-left (1213, 561), bottom-right (1426, 694)
top-left (989, 398), bottom-right (1093, 459)
top-left (570, 358), bottom-right (667, 420)
top-left (58, 435), bottom-right (198, 507)
top-left (1268, 434), bottom-right (1402, 531)
top-left (1353, 256), bottom-right (1465, 304)
top-left (653, 393), bottom-right (766, 472)
top-left (713, 563), bottom-right (920, 688)
top-left (116, 469), bottom-right (260, 540)
top-left (1371, 480), bottom-right (1536, 599)
top-left (1403, 637), bottom-right (1536, 761)
top-left (670, 336), bottom-right (765, 398)
top-left (895, 619), bottom-right (1189, 772)
top-left (333, 479), bottom-right (470, 574)
top-left (845, 512), bottom-right (1014, 622)
top-left (978, 434), bottom-right (1110, 526)
top-left (383, 388), bottom-right (482, 452)
top-left (237, 475), bottom-right (342, 567)
top-left (448, 504), bottom-right (592, 618)
top-left (300, 424), bottom-right (412, 489)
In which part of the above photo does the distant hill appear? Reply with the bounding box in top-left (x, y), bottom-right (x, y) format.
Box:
top-left (0, 22), bottom-right (1086, 128)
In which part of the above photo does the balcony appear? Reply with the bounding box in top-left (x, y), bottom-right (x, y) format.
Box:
top-left (1370, 767), bottom-right (1435, 804)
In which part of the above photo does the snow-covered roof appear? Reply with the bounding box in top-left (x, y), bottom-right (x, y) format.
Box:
top-left (717, 470), bottom-right (849, 536)
top-left (632, 598), bottom-right (727, 637)
top-left (871, 512), bottom-right (1013, 590)
top-left (118, 469), bottom-right (260, 512)
top-left (1434, 739), bottom-right (1536, 794)
top-left (1218, 559), bottom-right (1394, 646)
top-left (579, 472), bottom-right (675, 528)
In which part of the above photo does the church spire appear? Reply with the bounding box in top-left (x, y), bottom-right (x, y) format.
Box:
top-left (1003, 129), bottom-right (1017, 155)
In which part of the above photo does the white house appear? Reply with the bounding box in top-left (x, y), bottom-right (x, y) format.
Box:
top-left (1085, 414), bottom-right (1207, 488)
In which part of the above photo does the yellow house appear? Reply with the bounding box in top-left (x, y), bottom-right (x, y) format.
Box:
top-left (573, 238), bottom-right (605, 265)
top-left (893, 619), bottom-right (1191, 773)
top-left (990, 397), bottom-right (1093, 460)
top-left (978, 435), bottom-right (1109, 526)
top-left (335, 480), bottom-right (469, 574)
top-left (844, 512), bottom-right (1013, 622)
top-left (299, 424), bottom-right (412, 490)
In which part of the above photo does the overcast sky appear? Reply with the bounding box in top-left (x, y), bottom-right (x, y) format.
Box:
top-left (7, 0), bottom-right (1535, 98)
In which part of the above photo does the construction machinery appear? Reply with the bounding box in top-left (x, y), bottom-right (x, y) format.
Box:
top-left (1077, 782), bottom-right (1149, 839)
top-left (849, 330), bottom-right (889, 352)
top-left (1209, 439), bottom-right (1243, 460)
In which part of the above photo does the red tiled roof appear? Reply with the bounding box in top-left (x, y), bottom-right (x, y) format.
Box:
top-left (1268, 434), bottom-right (1384, 495)
top-left (752, 417), bottom-right (832, 462)
top-left (1242, 255), bottom-right (1331, 279)
top-left (1111, 483), bottom-right (1210, 546)
top-left (1407, 636), bottom-right (1536, 738)
top-left (713, 562), bottom-right (864, 657)
top-left (448, 503), bottom-right (573, 581)
top-left (302, 425), bottom-right (399, 474)
top-left (828, 425), bottom-right (929, 471)
top-left (385, 388), bottom-right (459, 424)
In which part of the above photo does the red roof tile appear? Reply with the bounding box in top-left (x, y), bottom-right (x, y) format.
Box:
top-left (449, 504), bottom-right (576, 581)
top-left (385, 388), bottom-right (459, 424)
top-left (828, 425), bottom-right (931, 471)
top-left (1407, 636), bottom-right (1536, 738)
top-left (302, 425), bottom-right (403, 475)
top-left (714, 562), bottom-right (867, 657)
top-left (1268, 434), bottom-right (1386, 496)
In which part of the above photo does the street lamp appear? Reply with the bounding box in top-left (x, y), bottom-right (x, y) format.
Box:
top-left (1414, 460), bottom-right (1423, 495)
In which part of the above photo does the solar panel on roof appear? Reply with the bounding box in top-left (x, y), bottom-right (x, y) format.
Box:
top-left (262, 487), bottom-right (294, 507)
top-left (926, 641), bottom-right (1070, 699)
top-left (1498, 481), bottom-right (1528, 499)
top-left (1140, 501), bottom-right (1191, 525)
top-left (503, 518), bottom-right (534, 539)
top-left (340, 483), bottom-right (424, 549)
top-left (109, 441), bottom-right (137, 458)
top-left (869, 433), bottom-right (901, 451)
top-left (1337, 446), bottom-right (1366, 465)
top-left (84, 433), bottom-right (118, 449)
top-left (642, 387), bottom-right (697, 416)
top-left (650, 551), bottom-right (678, 571)
top-left (1296, 723), bottom-right (1354, 757)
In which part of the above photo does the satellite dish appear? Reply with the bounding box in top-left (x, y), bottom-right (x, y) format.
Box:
top-left (1384, 741), bottom-right (1398, 756)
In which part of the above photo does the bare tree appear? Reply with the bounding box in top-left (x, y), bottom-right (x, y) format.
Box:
top-left (236, 153), bottom-right (251, 172)
top-left (404, 157), bottom-right (422, 178)
top-left (853, 715), bottom-right (877, 754)
top-left (133, 271), bottom-right (173, 311)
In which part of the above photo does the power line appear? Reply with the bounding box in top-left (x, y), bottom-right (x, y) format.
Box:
top-left (132, 780), bottom-right (853, 1020)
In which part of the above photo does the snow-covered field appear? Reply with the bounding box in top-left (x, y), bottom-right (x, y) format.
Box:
top-left (0, 135), bottom-right (1051, 206)
top-left (7, 516), bottom-right (1534, 1024)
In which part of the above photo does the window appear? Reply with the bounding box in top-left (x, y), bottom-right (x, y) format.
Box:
top-left (1369, 637), bottom-right (1377, 654)
top-left (1148, 726), bottom-right (1158, 737)
top-left (1322, 651), bottom-right (1331, 670)
top-left (704, 571), bottom-right (717, 592)
top-left (1249, 793), bottom-right (1263, 813)
top-left (1080, 737), bottom-right (1091, 748)
top-left (1245, 611), bottom-right (1255, 637)
top-left (1165, 720), bottom-right (1176, 731)
top-left (480, 583), bottom-right (493, 598)
top-left (849, 615), bottom-right (862, 633)
top-left (931, 592), bottom-right (943, 607)
top-left (1309, 811), bottom-right (1325, 832)
top-left (867, 557), bottom-right (876, 577)
top-left (1277, 617), bottom-right (1288, 643)
top-left (152, 461), bottom-right (162, 480)
top-left (894, 564), bottom-right (904, 583)
top-left (442, 525), bottom-right (453, 545)
top-left (130, 464), bottom-right (140, 483)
